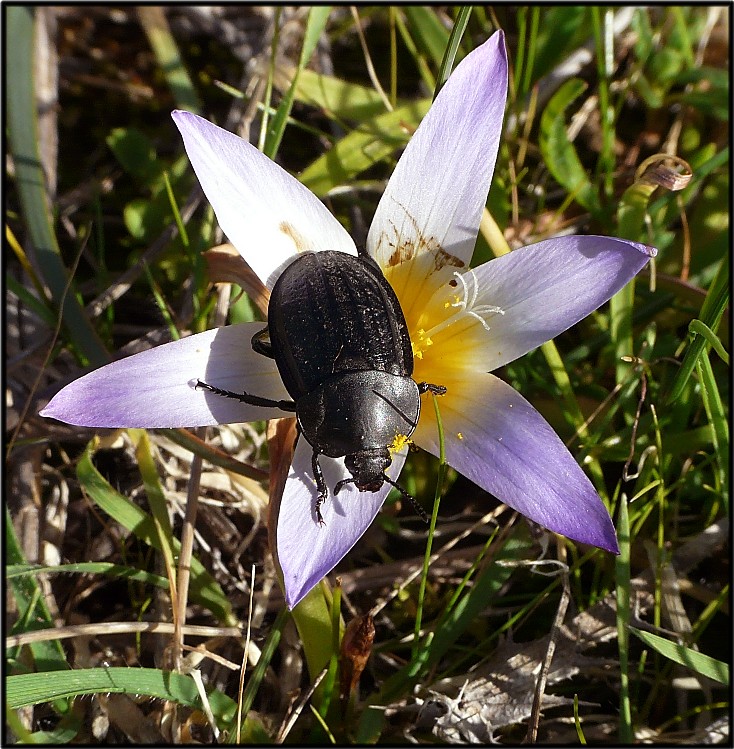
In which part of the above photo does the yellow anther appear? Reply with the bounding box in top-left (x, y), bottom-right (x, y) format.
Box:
top-left (390, 433), bottom-right (411, 453)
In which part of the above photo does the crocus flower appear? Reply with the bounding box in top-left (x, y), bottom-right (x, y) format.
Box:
top-left (41, 31), bottom-right (655, 609)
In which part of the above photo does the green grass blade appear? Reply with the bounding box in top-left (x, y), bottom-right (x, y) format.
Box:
top-left (688, 320), bottom-right (729, 365)
top-left (6, 274), bottom-right (56, 328)
top-left (6, 668), bottom-right (238, 721)
top-left (6, 508), bottom-right (70, 674)
top-left (412, 394), bottom-right (447, 661)
top-left (612, 165), bottom-right (663, 384)
top-left (6, 562), bottom-right (169, 590)
top-left (667, 257), bottom-right (730, 403)
top-left (540, 339), bottom-right (606, 491)
top-left (6, 6), bottom-right (108, 367)
top-left (265, 6), bottom-right (331, 159)
top-left (226, 608), bottom-right (288, 741)
top-left (616, 494), bottom-right (633, 743)
top-left (138, 6), bottom-right (201, 113)
top-left (383, 527), bottom-right (532, 701)
top-left (696, 351), bottom-right (729, 512)
top-left (630, 628), bottom-right (729, 685)
top-left (133, 430), bottom-right (179, 593)
top-left (433, 7), bottom-right (473, 100)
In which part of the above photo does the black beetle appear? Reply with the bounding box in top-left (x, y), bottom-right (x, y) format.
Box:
top-left (197, 249), bottom-right (445, 524)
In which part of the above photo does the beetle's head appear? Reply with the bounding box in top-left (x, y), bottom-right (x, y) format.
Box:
top-left (343, 448), bottom-right (392, 491)
top-left (334, 448), bottom-right (429, 523)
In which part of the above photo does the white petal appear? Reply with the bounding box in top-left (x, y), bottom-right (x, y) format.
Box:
top-left (367, 32), bottom-right (508, 312)
top-left (172, 111), bottom-right (356, 288)
top-left (413, 372), bottom-right (618, 552)
top-left (433, 235), bottom-right (657, 372)
top-left (276, 437), bottom-right (408, 608)
top-left (40, 324), bottom-right (290, 428)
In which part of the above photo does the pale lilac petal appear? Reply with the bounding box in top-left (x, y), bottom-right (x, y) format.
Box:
top-left (40, 324), bottom-right (289, 428)
top-left (367, 32), bottom-right (508, 310)
top-left (413, 372), bottom-right (618, 552)
top-left (277, 437), bottom-right (408, 608)
top-left (172, 111), bottom-right (356, 289)
top-left (433, 235), bottom-right (657, 373)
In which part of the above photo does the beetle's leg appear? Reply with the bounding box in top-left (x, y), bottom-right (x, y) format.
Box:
top-left (251, 327), bottom-right (274, 358)
top-left (417, 382), bottom-right (447, 396)
top-left (195, 380), bottom-right (296, 412)
top-left (311, 451), bottom-right (328, 526)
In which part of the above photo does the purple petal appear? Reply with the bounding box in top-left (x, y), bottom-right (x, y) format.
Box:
top-left (413, 371), bottom-right (619, 552)
top-left (437, 235), bottom-right (656, 372)
top-left (40, 324), bottom-right (289, 428)
top-left (276, 437), bottom-right (408, 608)
top-left (172, 111), bottom-right (356, 289)
top-left (367, 32), bottom-right (508, 311)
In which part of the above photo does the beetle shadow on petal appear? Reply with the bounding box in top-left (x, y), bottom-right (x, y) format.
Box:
top-left (194, 324), bottom-right (292, 425)
top-left (289, 451), bottom-right (353, 523)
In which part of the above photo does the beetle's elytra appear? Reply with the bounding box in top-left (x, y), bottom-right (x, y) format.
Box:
top-left (197, 249), bottom-right (445, 524)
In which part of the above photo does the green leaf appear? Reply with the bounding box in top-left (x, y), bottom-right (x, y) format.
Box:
top-left (299, 98), bottom-right (431, 196)
top-left (274, 67), bottom-right (390, 120)
top-left (539, 78), bottom-right (602, 216)
top-left (403, 6), bottom-right (450, 68)
top-left (630, 628), bottom-right (730, 685)
top-left (106, 127), bottom-right (160, 182)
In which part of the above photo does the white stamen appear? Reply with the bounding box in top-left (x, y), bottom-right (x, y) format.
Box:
top-left (422, 270), bottom-right (504, 340)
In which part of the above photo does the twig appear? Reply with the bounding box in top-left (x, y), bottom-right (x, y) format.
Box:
top-left (525, 566), bottom-right (570, 743)
top-left (6, 621), bottom-right (243, 649)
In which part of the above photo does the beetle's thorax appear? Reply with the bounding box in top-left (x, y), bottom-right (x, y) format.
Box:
top-left (296, 370), bottom-right (420, 458)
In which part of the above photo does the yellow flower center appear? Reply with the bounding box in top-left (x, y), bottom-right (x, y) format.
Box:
top-left (405, 269), bottom-right (504, 370)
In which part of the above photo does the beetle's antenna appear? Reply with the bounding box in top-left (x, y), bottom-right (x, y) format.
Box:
top-left (382, 475), bottom-right (429, 523)
top-left (195, 380), bottom-right (296, 412)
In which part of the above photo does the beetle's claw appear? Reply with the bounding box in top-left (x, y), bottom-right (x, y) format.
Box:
top-left (315, 493), bottom-right (328, 526)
